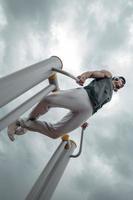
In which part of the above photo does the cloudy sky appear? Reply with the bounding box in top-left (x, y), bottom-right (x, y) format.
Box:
top-left (0, 0), bottom-right (133, 199)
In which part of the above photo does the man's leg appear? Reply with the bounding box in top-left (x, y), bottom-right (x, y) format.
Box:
top-left (19, 88), bottom-right (93, 138)
top-left (20, 109), bottom-right (91, 139)
top-left (28, 88), bottom-right (91, 119)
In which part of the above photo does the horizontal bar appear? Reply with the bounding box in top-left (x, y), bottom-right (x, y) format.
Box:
top-left (0, 84), bottom-right (55, 131)
top-left (0, 56), bottom-right (62, 108)
top-left (52, 68), bottom-right (80, 83)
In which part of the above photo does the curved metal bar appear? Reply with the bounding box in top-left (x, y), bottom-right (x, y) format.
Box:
top-left (70, 122), bottom-right (88, 158)
top-left (52, 68), bottom-right (80, 84)
top-left (70, 127), bottom-right (85, 158)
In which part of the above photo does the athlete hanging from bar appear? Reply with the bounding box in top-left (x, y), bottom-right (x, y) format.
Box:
top-left (8, 70), bottom-right (126, 141)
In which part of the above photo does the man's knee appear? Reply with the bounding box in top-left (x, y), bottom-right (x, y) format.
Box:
top-left (78, 108), bottom-right (91, 119)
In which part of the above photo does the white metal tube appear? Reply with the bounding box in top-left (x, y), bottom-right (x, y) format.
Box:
top-left (25, 142), bottom-right (67, 200)
top-left (0, 56), bottom-right (62, 108)
top-left (0, 84), bottom-right (55, 131)
top-left (25, 140), bottom-right (76, 200)
top-left (52, 68), bottom-right (80, 83)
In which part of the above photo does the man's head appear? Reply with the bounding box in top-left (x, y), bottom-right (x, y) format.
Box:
top-left (112, 76), bottom-right (126, 92)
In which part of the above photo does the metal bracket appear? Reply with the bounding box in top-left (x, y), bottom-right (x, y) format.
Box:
top-left (52, 68), bottom-right (80, 84)
top-left (70, 122), bottom-right (88, 158)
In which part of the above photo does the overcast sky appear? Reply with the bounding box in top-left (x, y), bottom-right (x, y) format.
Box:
top-left (0, 0), bottom-right (133, 200)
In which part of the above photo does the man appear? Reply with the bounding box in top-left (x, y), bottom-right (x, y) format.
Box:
top-left (8, 70), bottom-right (126, 141)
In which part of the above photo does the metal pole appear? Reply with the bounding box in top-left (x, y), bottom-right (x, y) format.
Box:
top-left (25, 137), bottom-right (76, 200)
top-left (52, 68), bottom-right (80, 83)
top-left (0, 84), bottom-right (55, 131)
top-left (0, 56), bottom-right (62, 108)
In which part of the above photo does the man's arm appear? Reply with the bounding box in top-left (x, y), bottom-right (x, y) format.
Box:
top-left (77, 70), bottom-right (112, 85)
top-left (82, 70), bottom-right (112, 78)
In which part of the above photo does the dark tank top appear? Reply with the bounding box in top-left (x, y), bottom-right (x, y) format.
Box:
top-left (84, 77), bottom-right (113, 114)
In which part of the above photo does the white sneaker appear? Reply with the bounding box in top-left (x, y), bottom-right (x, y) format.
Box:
top-left (15, 126), bottom-right (27, 135)
top-left (7, 119), bottom-right (28, 141)
top-left (7, 120), bottom-right (20, 141)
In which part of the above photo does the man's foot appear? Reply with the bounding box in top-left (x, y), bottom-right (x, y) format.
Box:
top-left (7, 119), bottom-right (27, 141)
top-left (7, 120), bottom-right (20, 141)
top-left (15, 127), bottom-right (27, 135)
top-left (8, 118), bottom-right (44, 141)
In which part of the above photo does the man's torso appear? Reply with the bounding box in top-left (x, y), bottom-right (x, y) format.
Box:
top-left (84, 77), bottom-right (113, 114)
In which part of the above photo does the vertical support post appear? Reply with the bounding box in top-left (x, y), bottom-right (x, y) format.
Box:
top-left (25, 137), bottom-right (76, 200)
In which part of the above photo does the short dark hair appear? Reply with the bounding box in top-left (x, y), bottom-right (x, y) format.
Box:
top-left (119, 76), bottom-right (126, 85)
top-left (112, 76), bottom-right (126, 85)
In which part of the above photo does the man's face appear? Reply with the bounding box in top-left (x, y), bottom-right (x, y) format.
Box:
top-left (114, 78), bottom-right (124, 91)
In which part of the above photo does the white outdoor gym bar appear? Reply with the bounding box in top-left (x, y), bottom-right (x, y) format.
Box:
top-left (0, 56), bottom-right (62, 131)
top-left (0, 56), bottom-right (77, 200)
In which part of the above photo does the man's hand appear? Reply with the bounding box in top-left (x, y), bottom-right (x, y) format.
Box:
top-left (76, 73), bottom-right (87, 86)
top-left (7, 118), bottom-right (29, 141)
top-left (81, 122), bottom-right (89, 129)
